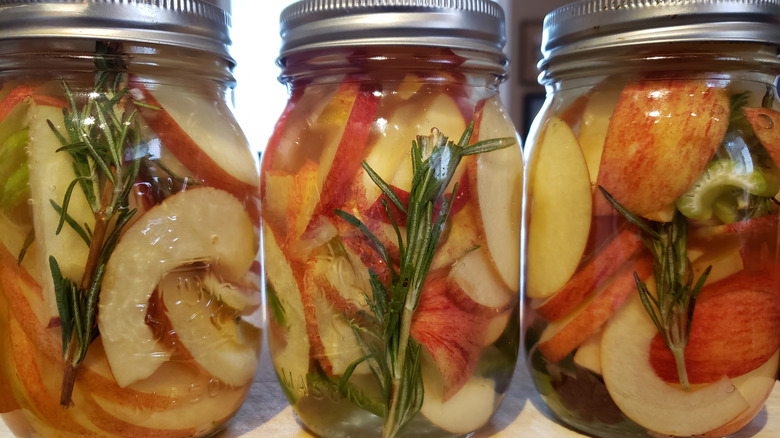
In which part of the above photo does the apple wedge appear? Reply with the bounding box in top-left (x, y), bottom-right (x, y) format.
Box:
top-left (302, 251), bottom-right (372, 377)
top-left (97, 187), bottom-right (257, 388)
top-left (157, 267), bottom-right (262, 387)
top-left (700, 349), bottom-right (779, 437)
top-left (390, 91), bottom-right (468, 192)
top-left (527, 116), bottom-right (592, 299)
top-left (27, 101), bottom-right (95, 321)
top-left (353, 91), bottom-right (436, 211)
top-left (573, 331), bottom-right (603, 375)
top-left (411, 271), bottom-right (489, 400)
top-left (0, 84), bottom-right (65, 122)
top-left (284, 159), bottom-right (320, 248)
top-left (430, 201), bottom-right (482, 271)
top-left (601, 293), bottom-right (750, 436)
top-left (537, 256), bottom-right (652, 363)
top-left (128, 79), bottom-right (259, 198)
top-left (649, 269), bottom-right (780, 385)
top-left (595, 79), bottom-right (730, 221)
top-left (470, 96), bottom-right (523, 292)
top-left (743, 106), bottom-right (780, 168)
top-left (7, 316), bottom-right (95, 436)
top-left (315, 81), bottom-right (381, 216)
top-left (577, 85), bottom-right (622, 187)
top-left (447, 245), bottom-right (514, 311)
top-left (535, 228), bottom-right (643, 321)
top-left (420, 362), bottom-right (496, 435)
top-left (263, 224), bottom-right (311, 402)
top-left (691, 212), bottom-right (779, 270)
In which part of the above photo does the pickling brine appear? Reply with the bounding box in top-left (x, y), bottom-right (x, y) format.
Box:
top-left (523, 2), bottom-right (780, 436)
top-left (0, 2), bottom-right (262, 436)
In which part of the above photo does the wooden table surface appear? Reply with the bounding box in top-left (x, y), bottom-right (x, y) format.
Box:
top-left (2, 341), bottom-right (779, 437)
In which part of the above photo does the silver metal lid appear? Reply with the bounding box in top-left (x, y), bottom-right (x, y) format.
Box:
top-left (278, 0), bottom-right (507, 62)
top-left (542, 0), bottom-right (780, 63)
top-left (0, 0), bottom-right (233, 63)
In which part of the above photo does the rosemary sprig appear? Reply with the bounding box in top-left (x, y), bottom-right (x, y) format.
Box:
top-left (599, 186), bottom-right (710, 390)
top-left (50, 75), bottom-right (140, 406)
top-left (335, 123), bottom-right (515, 437)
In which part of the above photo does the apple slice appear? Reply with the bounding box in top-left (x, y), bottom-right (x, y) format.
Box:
top-left (595, 79), bottom-right (730, 221)
top-left (691, 212), bottom-right (779, 270)
top-left (573, 331), bottom-right (603, 375)
top-left (535, 228), bottom-right (643, 321)
top-left (743, 107), bottom-right (780, 168)
top-left (390, 92), bottom-right (468, 192)
top-left (527, 116), bottom-right (592, 299)
top-left (157, 267), bottom-right (261, 387)
top-left (470, 96), bottom-right (523, 292)
top-left (284, 159), bottom-right (320, 249)
top-left (448, 246), bottom-right (514, 311)
top-left (411, 271), bottom-right (488, 400)
top-left (354, 91), bottom-right (436, 211)
top-left (128, 79), bottom-right (259, 198)
top-left (700, 349), bottom-right (779, 438)
top-left (97, 187), bottom-right (257, 387)
top-left (87, 378), bottom-right (247, 435)
top-left (302, 253), bottom-right (371, 377)
top-left (430, 201), bottom-right (482, 271)
top-left (420, 370), bottom-right (496, 434)
top-left (538, 256), bottom-right (652, 363)
top-left (316, 81), bottom-right (381, 216)
top-left (649, 269), bottom-right (780, 385)
top-left (7, 316), bottom-right (95, 435)
top-left (0, 84), bottom-right (65, 121)
top-left (577, 85), bottom-right (622, 187)
top-left (601, 293), bottom-right (750, 436)
top-left (27, 101), bottom-right (95, 321)
top-left (262, 224), bottom-right (311, 402)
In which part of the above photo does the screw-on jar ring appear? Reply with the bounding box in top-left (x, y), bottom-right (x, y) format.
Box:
top-left (278, 0), bottom-right (507, 70)
top-left (0, 0), bottom-right (233, 65)
top-left (542, 0), bottom-right (780, 71)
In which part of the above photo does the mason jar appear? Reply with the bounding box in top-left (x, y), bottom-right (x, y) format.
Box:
top-left (522, 1), bottom-right (780, 437)
top-left (0, 1), bottom-right (263, 437)
top-left (260, 1), bottom-right (524, 436)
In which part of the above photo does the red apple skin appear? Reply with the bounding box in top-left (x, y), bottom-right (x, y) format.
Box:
top-left (316, 83), bottom-right (381, 217)
top-left (411, 270), bottom-right (489, 401)
top-left (0, 84), bottom-right (66, 121)
top-left (127, 79), bottom-right (257, 199)
top-left (649, 269), bottom-right (780, 384)
top-left (594, 79), bottom-right (730, 221)
top-left (7, 316), bottom-right (99, 436)
top-left (260, 85), bottom-right (306, 181)
top-left (538, 256), bottom-right (653, 363)
top-left (536, 228), bottom-right (643, 321)
top-left (691, 212), bottom-right (779, 271)
top-left (743, 106), bottom-right (780, 167)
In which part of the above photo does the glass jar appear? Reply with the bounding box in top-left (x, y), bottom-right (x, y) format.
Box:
top-left (523, 1), bottom-right (780, 437)
top-left (261, 1), bottom-right (524, 437)
top-left (0, 1), bottom-right (262, 437)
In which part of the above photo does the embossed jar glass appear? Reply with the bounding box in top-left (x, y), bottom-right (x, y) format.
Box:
top-left (522, 1), bottom-right (780, 437)
top-left (261, 0), bottom-right (524, 436)
top-left (0, 1), bottom-right (262, 437)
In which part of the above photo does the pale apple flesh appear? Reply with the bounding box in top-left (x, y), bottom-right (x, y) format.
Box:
top-left (526, 116), bottom-right (592, 299)
top-left (98, 187), bottom-right (259, 388)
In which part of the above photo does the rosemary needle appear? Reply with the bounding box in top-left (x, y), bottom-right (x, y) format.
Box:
top-left (336, 124), bottom-right (515, 437)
